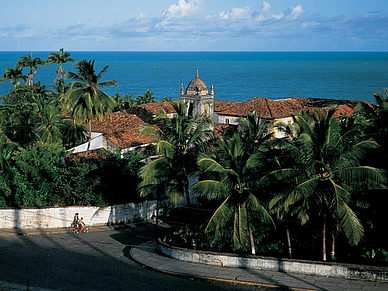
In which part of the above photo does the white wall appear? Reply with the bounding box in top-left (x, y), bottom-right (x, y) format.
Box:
top-left (0, 201), bottom-right (157, 229)
top-left (217, 114), bottom-right (240, 125)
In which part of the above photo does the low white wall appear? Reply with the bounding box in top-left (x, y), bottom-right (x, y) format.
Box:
top-left (157, 242), bottom-right (388, 281)
top-left (0, 201), bottom-right (157, 229)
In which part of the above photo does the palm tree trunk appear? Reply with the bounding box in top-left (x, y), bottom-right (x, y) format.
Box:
top-left (155, 190), bottom-right (160, 242)
top-left (331, 224), bottom-right (338, 261)
top-left (323, 213), bottom-right (327, 262)
top-left (185, 181), bottom-right (190, 206)
top-left (244, 210), bottom-right (255, 255)
top-left (249, 223), bottom-right (256, 255)
top-left (28, 67), bottom-right (33, 86)
top-left (331, 231), bottom-right (335, 261)
top-left (286, 223), bottom-right (292, 259)
top-left (84, 123), bottom-right (92, 161)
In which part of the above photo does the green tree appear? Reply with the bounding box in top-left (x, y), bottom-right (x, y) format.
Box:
top-left (192, 133), bottom-right (273, 254)
top-left (136, 89), bottom-right (156, 105)
top-left (354, 88), bottom-right (388, 170)
top-left (161, 96), bottom-right (173, 102)
top-left (138, 101), bottom-right (213, 206)
top-left (144, 89), bottom-right (156, 103)
top-left (0, 68), bottom-right (27, 88)
top-left (48, 79), bottom-right (71, 109)
top-left (62, 158), bottom-right (104, 206)
top-left (66, 59), bottom-right (118, 159)
top-left (61, 118), bottom-right (87, 149)
top-left (269, 108), bottom-right (385, 261)
top-left (0, 83), bottom-right (49, 147)
top-left (16, 54), bottom-right (45, 86)
top-left (37, 105), bottom-right (63, 144)
top-left (45, 48), bottom-right (75, 83)
top-left (112, 93), bottom-right (136, 111)
top-left (237, 111), bottom-right (274, 154)
top-left (9, 143), bottom-right (67, 206)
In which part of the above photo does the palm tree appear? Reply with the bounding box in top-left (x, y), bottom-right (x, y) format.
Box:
top-left (269, 108), bottom-right (385, 261)
top-left (37, 105), bottom-right (63, 144)
top-left (354, 88), bottom-right (388, 170)
top-left (135, 95), bottom-right (147, 105)
top-left (0, 127), bottom-right (19, 172)
top-left (0, 68), bottom-right (27, 88)
top-left (48, 79), bottom-right (71, 109)
top-left (161, 96), bottom-right (173, 102)
top-left (237, 111), bottom-right (274, 154)
top-left (16, 54), bottom-right (45, 86)
top-left (66, 59), bottom-right (117, 159)
top-left (136, 89), bottom-right (156, 105)
top-left (46, 48), bottom-right (75, 83)
top-left (191, 132), bottom-right (274, 254)
top-left (144, 89), bottom-right (156, 103)
top-left (14, 109), bottom-right (40, 147)
top-left (112, 93), bottom-right (136, 111)
top-left (138, 101), bottom-right (213, 206)
top-left (61, 118), bottom-right (87, 149)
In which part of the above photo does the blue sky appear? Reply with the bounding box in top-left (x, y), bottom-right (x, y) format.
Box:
top-left (1, 0), bottom-right (387, 51)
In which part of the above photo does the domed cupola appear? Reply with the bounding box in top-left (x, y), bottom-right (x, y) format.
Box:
top-left (179, 70), bottom-right (214, 122)
top-left (186, 70), bottom-right (208, 96)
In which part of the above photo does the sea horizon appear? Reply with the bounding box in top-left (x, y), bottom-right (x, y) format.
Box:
top-left (1, 51), bottom-right (388, 105)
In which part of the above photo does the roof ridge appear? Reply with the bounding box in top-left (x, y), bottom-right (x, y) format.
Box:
top-left (264, 98), bottom-right (274, 119)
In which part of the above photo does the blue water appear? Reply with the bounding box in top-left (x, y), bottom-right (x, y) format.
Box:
top-left (1, 51), bottom-right (387, 104)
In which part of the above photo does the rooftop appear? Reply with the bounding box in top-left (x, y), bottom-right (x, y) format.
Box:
top-left (91, 111), bottom-right (157, 149)
top-left (215, 97), bottom-right (371, 119)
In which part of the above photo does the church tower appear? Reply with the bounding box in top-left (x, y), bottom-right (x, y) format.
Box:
top-left (179, 70), bottom-right (214, 118)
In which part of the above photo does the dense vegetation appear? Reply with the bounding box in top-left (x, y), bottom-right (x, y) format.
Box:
top-left (0, 49), bottom-right (159, 207)
top-left (1, 50), bottom-right (388, 265)
top-left (139, 94), bottom-right (388, 265)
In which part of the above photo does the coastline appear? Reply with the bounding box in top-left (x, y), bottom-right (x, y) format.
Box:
top-left (1, 51), bottom-right (388, 104)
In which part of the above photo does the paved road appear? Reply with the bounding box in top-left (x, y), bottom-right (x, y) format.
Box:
top-left (0, 224), bottom-right (288, 291)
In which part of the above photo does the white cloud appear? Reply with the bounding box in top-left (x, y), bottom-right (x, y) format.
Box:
top-left (0, 24), bottom-right (36, 38)
top-left (253, 1), bottom-right (284, 21)
top-left (286, 4), bottom-right (304, 20)
top-left (219, 7), bottom-right (251, 20)
top-left (162, 0), bottom-right (202, 18)
top-left (2, 0), bottom-right (387, 51)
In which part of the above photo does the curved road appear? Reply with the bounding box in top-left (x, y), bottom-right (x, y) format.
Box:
top-left (0, 224), bottom-right (286, 291)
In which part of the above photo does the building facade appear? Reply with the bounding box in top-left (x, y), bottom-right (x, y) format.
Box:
top-left (179, 70), bottom-right (214, 118)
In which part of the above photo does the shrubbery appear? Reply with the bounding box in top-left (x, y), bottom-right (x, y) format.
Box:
top-left (0, 143), bottom-right (145, 207)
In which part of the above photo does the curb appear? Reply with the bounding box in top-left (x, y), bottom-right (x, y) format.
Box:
top-left (129, 242), bottom-right (316, 291)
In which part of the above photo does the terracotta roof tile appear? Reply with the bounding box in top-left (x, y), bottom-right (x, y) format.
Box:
top-left (126, 102), bottom-right (177, 124)
top-left (215, 97), bottom-right (371, 119)
top-left (213, 123), bottom-right (233, 138)
top-left (90, 111), bottom-right (158, 149)
top-left (66, 149), bottom-right (108, 160)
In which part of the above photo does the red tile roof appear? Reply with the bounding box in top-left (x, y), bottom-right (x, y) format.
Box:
top-left (126, 102), bottom-right (177, 124)
top-left (213, 123), bottom-right (233, 138)
top-left (215, 97), bottom-right (371, 119)
top-left (66, 149), bottom-right (108, 160)
top-left (90, 111), bottom-right (157, 149)
top-left (86, 98), bottom-right (372, 150)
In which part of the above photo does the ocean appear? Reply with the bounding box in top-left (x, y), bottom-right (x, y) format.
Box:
top-left (1, 51), bottom-right (388, 104)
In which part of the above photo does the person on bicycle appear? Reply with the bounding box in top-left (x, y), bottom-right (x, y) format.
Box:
top-left (78, 217), bottom-right (86, 232)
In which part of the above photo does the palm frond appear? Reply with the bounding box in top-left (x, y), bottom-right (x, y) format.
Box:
top-left (246, 193), bottom-right (274, 225)
top-left (205, 196), bottom-right (233, 233)
top-left (197, 155), bottom-right (226, 174)
top-left (191, 179), bottom-right (227, 200)
top-left (233, 206), bottom-right (249, 250)
top-left (156, 140), bottom-right (176, 157)
top-left (334, 166), bottom-right (386, 186)
top-left (337, 200), bottom-right (364, 245)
